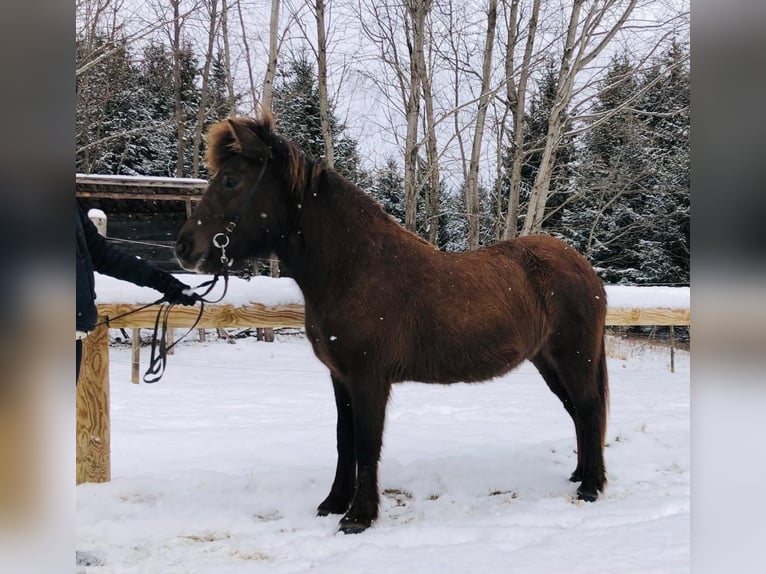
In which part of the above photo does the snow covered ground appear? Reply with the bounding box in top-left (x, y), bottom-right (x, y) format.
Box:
top-left (77, 333), bottom-right (689, 573)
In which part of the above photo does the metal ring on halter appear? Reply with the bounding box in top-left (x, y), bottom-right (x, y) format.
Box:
top-left (212, 233), bottom-right (229, 249)
top-left (212, 232), bottom-right (230, 264)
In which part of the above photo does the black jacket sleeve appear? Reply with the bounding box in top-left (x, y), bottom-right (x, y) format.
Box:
top-left (78, 206), bottom-right (175, 293)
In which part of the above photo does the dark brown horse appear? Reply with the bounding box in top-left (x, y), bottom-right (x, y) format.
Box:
top-left (175, 114), bottom-right (609, 534)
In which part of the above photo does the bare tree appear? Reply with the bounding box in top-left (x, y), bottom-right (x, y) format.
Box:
top-left (463, 0), bottom-right (497, 250)
top-left (315, 0), bottom-right (335, 168)
top-left (520, 0), bottom-right (638, 236)
top-left (501, 0), bottom-right (540, 240)
top-left (170, 0), bottom-right (187, 177)
top-left (236, 0), bottom-right (261, 113)
top-left (416, 3), bottom-right (440, 244)
top-left (220, 0), bottom-right (237, 110)
top-left (402, 0), bottom-right (427, 233)
top-left (261, 0), bottom-right (282, 113)
top-left (191, 0), bottom-right (220, 177)
top-left (263, 0), bottom-right (283, 342)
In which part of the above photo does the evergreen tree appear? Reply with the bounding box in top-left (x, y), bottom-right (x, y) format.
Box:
top-left (177, 42), bottom-right (203, 177)
top-left (76, 35), bottom-right (152, 175)
top-left (369, 157), bottom-right (406, 224)
top-left (208, 52), bottom-right (237, 122)
top-left (135, 42), bottom-right (179, 177)
top-left (560, 48), bottom-right (689, 285)
top-left (636, 40), bottom-right (690, 284)
top-left (562, 54), bottom-right (647, 283)
top-left (76, 36), bottom-right (209, 180)
top-left (439, 189), bottom-right (469, 252)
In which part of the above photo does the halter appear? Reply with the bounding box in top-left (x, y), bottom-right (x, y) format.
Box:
top-left (210, 158), bottom-right (270, 267)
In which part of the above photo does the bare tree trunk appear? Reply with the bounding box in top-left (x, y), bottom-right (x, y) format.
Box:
top-left (236, 0), bottom-right (260, 113)
top-left (521, 0), bottom-right (637, 236)
top-left (416, 8), bottom-right (440, 245)
top-left (502, 0), bottom-right (539, 239)
top-left (263, 0), bottom-right (282, 343)
top-left (464, 0), bottom-right (497, 250)
top-left (315, 0), bottom-right (335, 168)
top-left (171, 0), bottom-right (185, 177)
top-left (220, 0), bottom-right (237, 111)
top-left (492, 106), bottom-right (508, 243)
top-left (403, 1), bottom-right (426, 233)
top-left (444, 1), bottom-right (468, 185)
top-left (261, 0), bottom-right (281, 114)
top-left (191, 0), bottom-right (219, 177)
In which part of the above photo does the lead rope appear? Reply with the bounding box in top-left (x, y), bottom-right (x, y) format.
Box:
top-left (141, 272), bottom-right (229, 383)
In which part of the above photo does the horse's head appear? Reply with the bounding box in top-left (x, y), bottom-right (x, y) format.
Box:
top-left (175, 114), bottom-right (306, 273)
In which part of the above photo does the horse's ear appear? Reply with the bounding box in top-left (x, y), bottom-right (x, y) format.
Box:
top-left (227, 118), bottom-right (270, 161)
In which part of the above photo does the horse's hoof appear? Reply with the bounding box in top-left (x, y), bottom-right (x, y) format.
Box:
top-left (317, 496), bottom-right (351, 516)
top-left (576, 485), bottom-right (598, 502)
top-left (338, 516), bottom-right (372, 534)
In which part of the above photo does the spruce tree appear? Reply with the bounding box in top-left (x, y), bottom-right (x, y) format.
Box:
top-left (636, 40), bottom-right (690, 284)
top-left (76, 35), bottom-right (151, 176)
top-left (560, 48), bottom-right (689, 285)
top-left (369, 157), bottom-right (406, 224)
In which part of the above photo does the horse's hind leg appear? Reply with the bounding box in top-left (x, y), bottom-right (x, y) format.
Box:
top-left (531, 353), bottom-right (584, 482)
top-left (317, 375), bottom-right (356, 516)
top-left (544, 340), bottom-right (608, 501)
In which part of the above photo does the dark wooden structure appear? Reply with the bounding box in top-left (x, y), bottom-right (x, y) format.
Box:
top-left (76, 173), bottom-right (207, 216)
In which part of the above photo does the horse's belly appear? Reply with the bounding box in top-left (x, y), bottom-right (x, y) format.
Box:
top-left (400, 341), bottom-right (527, 384)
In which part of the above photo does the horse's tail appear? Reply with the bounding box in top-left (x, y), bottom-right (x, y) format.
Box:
top-left (598, 336), bottom-right (610, 443)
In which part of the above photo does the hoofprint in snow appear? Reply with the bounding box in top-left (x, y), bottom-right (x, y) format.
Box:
top-left (77, 334), bottom-right (689, 574)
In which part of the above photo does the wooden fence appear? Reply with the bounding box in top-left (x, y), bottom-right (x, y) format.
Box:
top-left (76, 302), bottom-right (690, 485)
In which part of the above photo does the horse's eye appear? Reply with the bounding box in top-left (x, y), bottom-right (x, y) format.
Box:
top-left (221, 175), bottom-right (238, 190)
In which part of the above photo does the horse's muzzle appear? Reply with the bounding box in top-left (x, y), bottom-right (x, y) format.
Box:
top-left (174, 236), bottom-right (200, 271)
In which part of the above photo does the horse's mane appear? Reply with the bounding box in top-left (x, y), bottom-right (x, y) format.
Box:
top-left (205, 112), bottom-right (308, 197)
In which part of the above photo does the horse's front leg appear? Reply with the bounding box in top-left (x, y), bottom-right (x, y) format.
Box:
top-left (317, 375), bottom-right (356, 516)
top-left (338, 378), bottom-right (390, 534)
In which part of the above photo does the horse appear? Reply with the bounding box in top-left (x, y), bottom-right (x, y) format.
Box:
top-left (174, 113), bottom-right (609, 534)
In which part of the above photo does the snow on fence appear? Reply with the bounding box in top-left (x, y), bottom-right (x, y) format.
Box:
top-left (76, 275), bottom-right (689, 485)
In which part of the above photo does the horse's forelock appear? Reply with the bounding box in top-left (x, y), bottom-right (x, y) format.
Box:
top-left (204, 112), bottom-right (308, 198)
top-left (204, 113), bottom-right (276, 174)
top-left (204, 120), bottom-right (235, 174)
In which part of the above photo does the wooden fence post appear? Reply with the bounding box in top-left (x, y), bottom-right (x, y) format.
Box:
top-left (76, 320), bottom-right (111, 484)
top-left (670, 325), bottom-right (676, 374)
top-left (131, 329), bottom-right (141, 384)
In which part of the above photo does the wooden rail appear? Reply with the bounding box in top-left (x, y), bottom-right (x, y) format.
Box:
top-left (76, 303), bottom-right (689, 485)
top-left (93, 303), bottom-right (688, 329)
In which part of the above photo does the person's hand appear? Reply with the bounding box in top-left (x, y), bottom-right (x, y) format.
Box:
top-left (163, 278), bottom-right (198, 306)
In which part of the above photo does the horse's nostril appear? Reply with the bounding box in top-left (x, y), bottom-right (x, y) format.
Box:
top-left (175, 238), bottom-right (189, 259)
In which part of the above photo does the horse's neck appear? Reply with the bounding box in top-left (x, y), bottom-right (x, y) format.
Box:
top-left (278, 169), bottom-right (388, 299)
